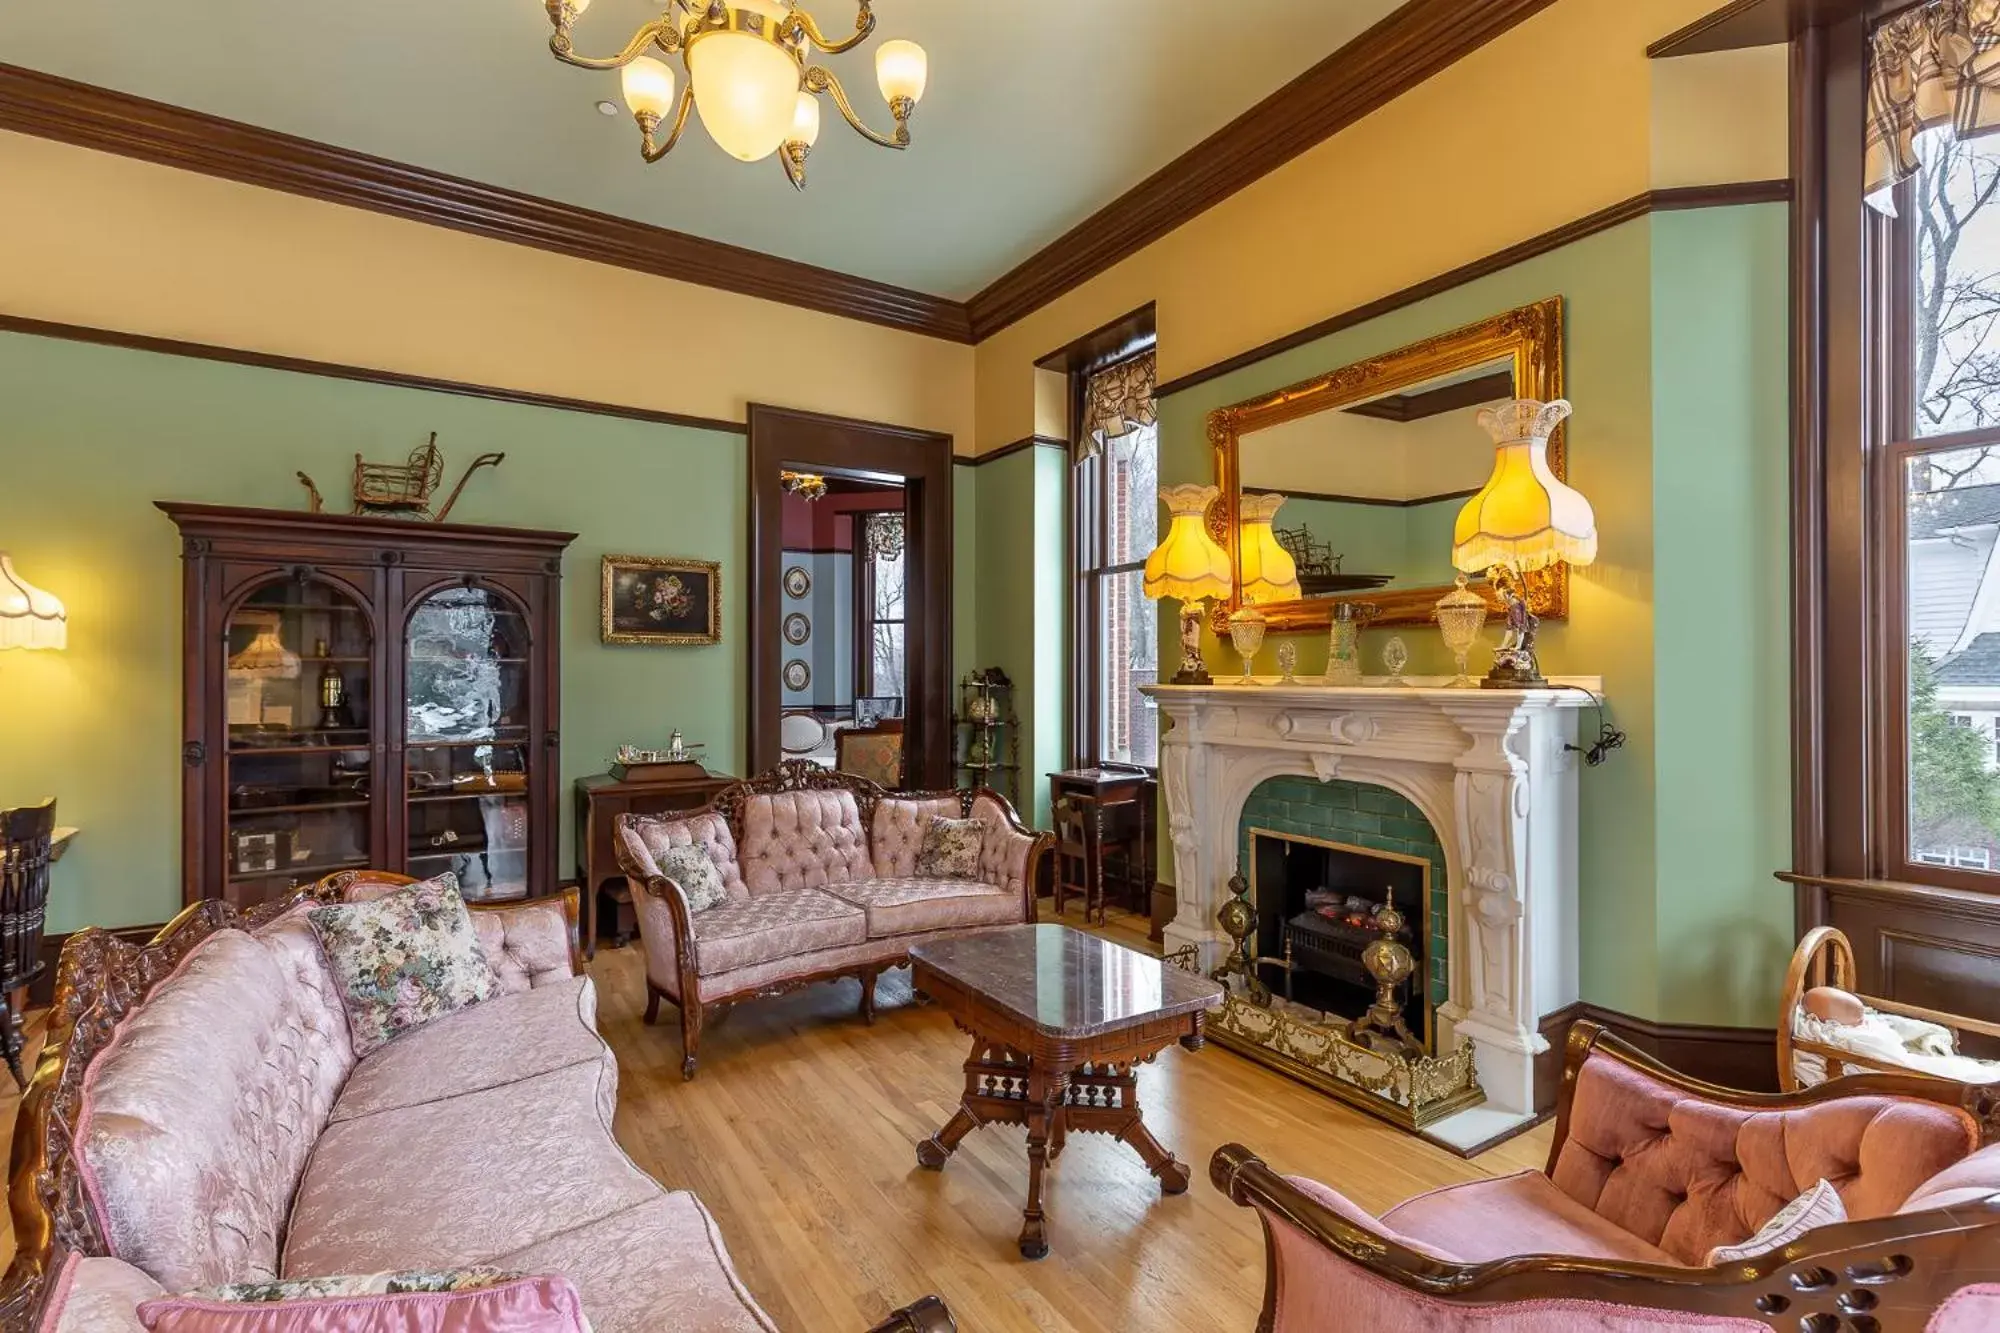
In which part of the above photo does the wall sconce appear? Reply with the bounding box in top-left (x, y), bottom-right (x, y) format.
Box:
top-left (0, 554), bottom-right (67, 651)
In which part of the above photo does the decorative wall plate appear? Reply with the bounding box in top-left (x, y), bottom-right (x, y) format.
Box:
top-left (783, 565), bottom-right (812, 598)
top-left (783, 612), bottom-right (811, 645)
top-left (783, 659), bottom-right (812, 691)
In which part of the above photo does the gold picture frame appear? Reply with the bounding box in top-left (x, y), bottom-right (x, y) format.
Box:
top-left (1207, 296), bottom-right (1567, 631)
top-left (601, 555), bottom-right (722, 646)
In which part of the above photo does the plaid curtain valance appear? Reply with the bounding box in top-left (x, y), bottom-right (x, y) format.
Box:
top-left (1866, 0), bottom-right (2000, 213)
top-left (1077, 351), bottom-right (1157, 464)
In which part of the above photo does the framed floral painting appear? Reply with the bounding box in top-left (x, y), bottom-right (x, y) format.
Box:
top-left (601, 555), bottom-right (721, 646)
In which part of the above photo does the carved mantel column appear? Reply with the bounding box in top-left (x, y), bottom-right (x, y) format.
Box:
top-left (1143, 678), bottom-right (1594, 1121)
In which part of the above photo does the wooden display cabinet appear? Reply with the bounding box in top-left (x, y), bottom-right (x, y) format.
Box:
top-left (161, 503), bottom-right (576, 909)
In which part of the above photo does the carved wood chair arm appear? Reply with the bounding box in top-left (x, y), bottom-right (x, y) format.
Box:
top-left (864, 1295), bottom-right (955, 1333)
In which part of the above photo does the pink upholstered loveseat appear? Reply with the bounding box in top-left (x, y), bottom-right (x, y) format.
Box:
top-left (1213, 1021), bottom-right (2000, 1332)
top-left (614, 763), bottom-right (1049, 1079)
top-left (1, 877), bottom-right (951, 1333)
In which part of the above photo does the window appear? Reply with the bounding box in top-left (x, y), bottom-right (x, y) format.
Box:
top-left (1891, 132), bottom-right (2000, 886)
top-left (857, 511), bottom-right (905, 701)
top-left (1073, 351), bottom-right (1160, 768)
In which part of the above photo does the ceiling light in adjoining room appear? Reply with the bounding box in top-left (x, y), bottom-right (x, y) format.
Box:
top-left (546, 0), bottom-right (928, 191)
top-left (781, 471), bottom-right (829, 501)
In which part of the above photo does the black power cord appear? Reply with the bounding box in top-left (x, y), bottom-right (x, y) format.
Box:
top-left (1545, 682), bottom-right (1626, 767)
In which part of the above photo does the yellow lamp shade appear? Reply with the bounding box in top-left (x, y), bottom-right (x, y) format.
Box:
top-left (1236, 492), bottom-right (1301, 605)
top-left (688, 25), bottom-right (800, 162)
top-left (229, 625), bottom-right (300, 678)
top-left (1453, 398), bottom-right (1597, 574)
top-left (1143, 484), bottom-right (1233, 604)
top-left (875, 39), bottom-right (929, 104)
top-left (0, 554), bottom-right (65, 650)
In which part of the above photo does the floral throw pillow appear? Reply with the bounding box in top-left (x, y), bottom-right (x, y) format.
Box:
top-left (915, 815), bottom-right (983, 880)
top-left (138, 1270), bottom-right (590, 1332)
top-left (657, 843), bottom-right (728, 913)
top-left (1705, 1178), bottom-right (1846, 1265)
top-left (308, 872), bottom-right (499, 1056)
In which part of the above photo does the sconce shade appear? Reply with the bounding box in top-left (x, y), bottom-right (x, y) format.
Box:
top-left (1452, 398), bottom-right (1597, 574)
top-left (1143, 484), bottom-right (1233, 604)
top-left (1236, 492), bottom-right (1301, 605)
top-left (0, 554), bottom-right (66, 651)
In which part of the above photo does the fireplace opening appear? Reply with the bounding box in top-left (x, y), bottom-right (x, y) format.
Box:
top-left (1248, 828), bottom-right (1431, 1052)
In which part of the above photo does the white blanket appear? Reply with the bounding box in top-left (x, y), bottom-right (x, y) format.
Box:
top-left (1792, 1003), bottom-right (2000, 1086)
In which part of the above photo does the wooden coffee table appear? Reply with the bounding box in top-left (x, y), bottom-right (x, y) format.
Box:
top-left (909, 924), bottom-right (1225, 1259)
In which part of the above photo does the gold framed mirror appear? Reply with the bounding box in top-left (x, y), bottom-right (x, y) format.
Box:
top-left (1207, 296), bottom-right (1566, 631)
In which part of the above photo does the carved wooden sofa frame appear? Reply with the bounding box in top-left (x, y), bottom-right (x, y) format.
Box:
top-left (0, 883), bottom-right (955, 1333)
top-left (1212, 1021), bottom-right (2000, 1333)
top-left (615, 760), bottom-right (1051, 1081)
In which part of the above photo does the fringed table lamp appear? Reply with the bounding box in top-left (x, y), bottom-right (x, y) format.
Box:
top-left (1144, 484), bottom-right (1234, 686)
top-left (0, 555), bottom-right (66, 651)
top-left (1451, 399), bottom-right (1597, 688)
top-left (1227, 493), bottom-right (1302, 685)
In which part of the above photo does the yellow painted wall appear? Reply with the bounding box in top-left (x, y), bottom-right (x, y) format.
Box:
top-left (969, 0), bottom-right (1788, 451)
top-left (0, 131), bottom-right (975, 449)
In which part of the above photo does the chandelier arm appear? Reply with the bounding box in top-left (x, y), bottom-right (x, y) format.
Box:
top-left (805, 67), bottom-right (906, 150)
top-left (791, 2), bottom-right (876, 55)
top-left (550, 18), bottom-right (679, 71)
top-left (640, 84), bottom-right (699, 163)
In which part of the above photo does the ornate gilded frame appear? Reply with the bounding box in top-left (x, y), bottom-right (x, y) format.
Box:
top-left (600, 554), bottom-right (723, 646)
top-left (1207, 296), bottom-right (1567, 631)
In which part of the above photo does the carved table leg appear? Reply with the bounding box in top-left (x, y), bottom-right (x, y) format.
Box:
top-left (1117, 1117), bottom-right (1191, 1194)
top-left (859, 968), bottom-right (880, 1025)
top-left (1048, 1104), bottom-right (1069, 1162)
top-left (916, 1107), bottom-right (979, 1170)
top-left (1019, 1064), bottom-right (1067, 1260)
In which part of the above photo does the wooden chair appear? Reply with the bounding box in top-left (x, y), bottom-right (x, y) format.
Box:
top-left (0, 799), bottom-right (55, 1089)
top-left (1053, 793), bottom-right (1104, 924)
top-left (836, 718), bottom-right (905, 790)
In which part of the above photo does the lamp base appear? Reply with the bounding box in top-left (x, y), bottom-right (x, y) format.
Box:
top-left (1480, 653), bottom-right (1546, 690)
top-left (1171, 601), bottom-right (1212, 685)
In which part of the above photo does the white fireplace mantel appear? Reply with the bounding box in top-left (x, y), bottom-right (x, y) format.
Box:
top-left (1140, 676), bottom-right (1600, 1135)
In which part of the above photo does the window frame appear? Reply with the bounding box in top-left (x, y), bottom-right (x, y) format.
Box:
top-left (854, 511), bottom-right (906, 702)
top-left (1069, 343), bottom-right (1160, 770)
top-left (1871, 156), bottom-right (2000, 895)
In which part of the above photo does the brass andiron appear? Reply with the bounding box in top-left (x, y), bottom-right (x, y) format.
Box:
top-left (1210, 871), bottom-right (1271, 1007)
top-left (1348, 888), bottom-right (1421, 1054)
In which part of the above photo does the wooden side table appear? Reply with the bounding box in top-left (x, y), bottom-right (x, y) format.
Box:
top-left (1047, 767), bottom-right (1157, 935)
top-left (574, 763), bottom-right (733, 955)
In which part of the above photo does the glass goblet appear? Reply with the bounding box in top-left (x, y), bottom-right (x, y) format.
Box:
top-left (1227, 609), bottom-right (1268, 685)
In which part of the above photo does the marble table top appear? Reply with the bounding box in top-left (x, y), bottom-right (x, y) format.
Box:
top-left (909, 924), bottom-right (1224, 1039)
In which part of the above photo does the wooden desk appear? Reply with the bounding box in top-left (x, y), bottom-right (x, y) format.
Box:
top-left (574, 765), bottom-right (734, 955)
top-left (1047, 767), bottom-right (1158, 938)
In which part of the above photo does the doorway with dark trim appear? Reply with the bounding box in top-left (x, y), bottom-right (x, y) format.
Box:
top-left (747, 405), bottom-right (953, 788)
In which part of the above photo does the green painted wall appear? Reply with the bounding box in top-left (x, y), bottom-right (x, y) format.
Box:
top-left (1150, 206), bottom-right (1791, 1026)
top-left (969, 445), bottom-right (1067, 826)
top-left (1650, 207), bottom-right (1794, 1025)
top-left (0, 332), bottom-right (748, 933)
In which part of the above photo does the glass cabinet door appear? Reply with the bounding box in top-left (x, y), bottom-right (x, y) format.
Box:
top-left (404, 585), bottom-right (532, 902)
top-left (224, 578), bottom-right (375, 902)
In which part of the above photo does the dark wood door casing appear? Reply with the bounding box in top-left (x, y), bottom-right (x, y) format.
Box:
top-left (746, 406), bottom-right (953, 787)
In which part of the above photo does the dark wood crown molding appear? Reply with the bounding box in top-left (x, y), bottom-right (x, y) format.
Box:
top-left (0, 312), bottom-right (748, 435)
top-left (962, 0), bottom-right (1563, 342)
top-left (0, 63), bottom-right (974, 344)
top-left (1647, 0), bottom-right (1898, 58)
top-left (1155, 178), bottom-right (1793, 400)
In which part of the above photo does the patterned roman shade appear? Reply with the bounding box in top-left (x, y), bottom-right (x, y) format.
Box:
top-left (1866, 0), bottom-right (2000, 213)
top-left (1077, 351), bottom-right (1157, 463)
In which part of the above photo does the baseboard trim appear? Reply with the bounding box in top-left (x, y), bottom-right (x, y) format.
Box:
top-left (1540, 1002), bottom-right (1779, 1100)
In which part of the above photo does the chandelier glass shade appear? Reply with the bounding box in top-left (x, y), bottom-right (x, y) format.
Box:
top-left (547, 0), bottom-right (928, 189)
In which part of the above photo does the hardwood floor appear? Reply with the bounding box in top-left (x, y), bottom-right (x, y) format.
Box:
top-left (0, 913), bottom-right (1551, 1331)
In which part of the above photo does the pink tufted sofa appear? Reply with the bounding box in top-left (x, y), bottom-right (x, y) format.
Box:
top-left (1212, 1021), bottom-right (2000, 1331)
top-left (614, 763), bottom-right (1050, 1080)
top-left (2, 877), bottom-right (952, 1333)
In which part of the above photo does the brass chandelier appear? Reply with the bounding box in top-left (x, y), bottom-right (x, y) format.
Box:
top-left (545, 0), bottom-right (929, 190)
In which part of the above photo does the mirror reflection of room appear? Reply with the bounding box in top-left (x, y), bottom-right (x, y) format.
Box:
top-left (1238, 361), bottom-right (1513, 600)
top-left (776, 469), bottom-right (908, 784)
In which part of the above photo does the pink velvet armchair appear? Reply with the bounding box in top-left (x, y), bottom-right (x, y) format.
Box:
top-left (1213, 1021), bottom-right (2000, 1332)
